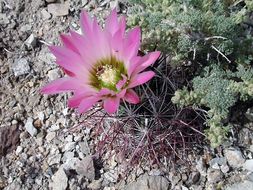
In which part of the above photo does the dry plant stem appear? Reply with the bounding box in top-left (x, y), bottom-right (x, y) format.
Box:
top-left (204, 36), bottom-right (227, 41)
top-left (211, 45), bottom-right (231, 63)
top-left (177, 119), bottom-right (206, 136)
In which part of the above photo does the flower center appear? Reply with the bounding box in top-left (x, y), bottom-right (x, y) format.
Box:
top-left (97, 65), bottom-right (119, 87)
top-left (89, 56), bottom-right (127, 91)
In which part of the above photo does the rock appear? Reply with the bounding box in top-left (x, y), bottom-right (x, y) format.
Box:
top-left (181, 185), bottom-right (189, 190)
top-left (207, 169), bottom-right (223, 183)
top-left (75, 156), bottom-right (95, 180)
top-left (191, 172), bottom-right (200, 184)
top-left (34, 119), bottom-right (42, 128)
top-left (0, 125), bottom-right (20, 157)
top-left (169, 172), bottom-right (181, 188)
top-left (46, 132), bottom-right (56, 142)
top-left (49, 124), bottom-right (60, 132)
top-left (88, 179), bottom-right (103, 190)
top-left (225, 180), bottom-right (253, 190)
top-left (149, 169), bottom-right (162, 176)
top-left (243, 159), bottom-right (253, 172)
top-left (196, 158), bottom-right (207, 176)
top-left (4, 179), bottom-right (22, 190)
top-left (35, 177), bottom-right (43, 186)
top-left (247, 172), bottom-right (253, 181)
top-left (0, 13), bottom-right (9, 25)
top-left (47, 69), bottom-right (60, 81)
top-left (81, 0), bottom-right (88, 7)
top-left (41, 8), bottom-right (51, 20)
top-left (209, 157), bottom-right (229, 173)
top-left (25, 34), bottom-right (37, 49)
top-left (51, 167), bottom-right (68, 190)
top-left (48, 3), bottom-right (69, 16)
top-left (124, 175), bottom-right (170, 190)
top-left (46, 0), bottom-right (57, 2)
top-left (37, 112), bottom-right (45, 121)
top-left (38, 49), bottom-right (56, 65)
top-left (12, 58), bottom-right (30, 77)
top-left (15, 146), bottom-right (23, 155)
top-left (20, 24), bottom-right (32, 32)
top-left (62, 151), bottom-right (75, 162)
top-left (74, 135), bottom-right (82, 142)
top-left (245, 108), bottom-right (253, 121)
top-left (0, 173), bottom-right (6, 189)
top-left (62, 108), bottom-right (68, 116)
top-left (78, 140), bottom-right (90, 155)
top-left (104, 170), bottom-right (118, 183)
top-left (110, 0), bottom-right (120, 13)
top-left (65, 135), bottom-right (73, 142)
top-left (238, 128), bottom-right (252, 146)
top-left (63, 156), bottom-right (95, 180)
top-left (25, 118), bottom-right (38, 137)
top-left (35, 137), bottom-right (43, 146)
top-left (63, 142), bottom-right (76, 152)
top-left (250, 145), bottom-right (253, 153)
top-left (209, 157), bottom-right (226, 168)
top-left (224, 148), bottom-right (245, 168)
top-left (220, 164), bottom-right (230, 174)
top-left (48, 154), bottom-right (61, 166)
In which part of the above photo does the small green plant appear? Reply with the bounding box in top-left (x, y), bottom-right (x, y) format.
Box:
top-left (128, 0), bottom-right (253, 66)
top-left (172, 64), bottom-right (253, 147)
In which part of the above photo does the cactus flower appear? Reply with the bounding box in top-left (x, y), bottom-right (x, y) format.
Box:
top-left (41, 10), bottom-right (160, 114)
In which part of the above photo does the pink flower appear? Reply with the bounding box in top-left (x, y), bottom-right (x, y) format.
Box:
top-left (41, 10), bottom-right (160, 114)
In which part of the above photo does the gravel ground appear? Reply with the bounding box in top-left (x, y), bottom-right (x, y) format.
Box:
top-left (1, 0), bottom-right (253, 190)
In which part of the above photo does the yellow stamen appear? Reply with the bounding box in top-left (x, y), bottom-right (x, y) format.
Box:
top-left (97, 65), bottom-right (118, 86)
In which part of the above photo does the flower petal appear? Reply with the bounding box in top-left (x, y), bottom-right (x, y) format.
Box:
top-left (50, 46), bottom-right (89, 79)
top-left (60, 34), bottom-right (79, 54)
top-left (68, 89), bottom-right (96, 108)
top-left (117, 89), bottom-right (127, 98)
top-left (103, 97), bottom-right (120, 114)
top-left (80, 10), bottom-right (93, 37)
top-left (123, 27), bottom-right (141, 61)
top-left (119, 16), bottom-right (126, 36)
top-left (134, 51), bottom-right (161, 74)
top-left (128, 71), bottom-right (155, 88)
top-left (69, 30), bottom-right (87, 56)
top-left (41, 78), bottom-right (83, 95)
top-left (78, 96), bottom-right (100, 113)
top-left (105, 9), bottom-right (118, 35)
top-left (56, 60), bottom-right (87, 78)
top-left (116, 75), bottom-right (127, 90)
top-left (97, 88), bottom-right (115, 97)
top-left (124, 89), bottom-right (140, 104)
top-left (128, 56), bottom-right (141, 76)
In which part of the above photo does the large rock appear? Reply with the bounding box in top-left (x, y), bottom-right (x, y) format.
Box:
top-left (51, 167), bottom-right (68, 190)
top-left (124, 175), bottom-right (170, 190)
top-left (224, 148), bottom-right (245, 168)
top-left (47, 69), bottom-right (60, 81)
top-left (63, 156), bottom-right (95, 180)
top-left (207, 168), bottom-right (223, 183)
top-left (243, 159), bottom-right (253, 172)
top-left (24, 118), bottom-right (38, 137)
top-left (24, 34), bottom-right (37, 49)
top-left (47, 154), bottom-right (61, 166)
top-left (225, 180), bottom-right (253, 190)
top-left (12, 58), bottom-right (30, 77)
top-left (47, 3), bottom-right (69, 16)
top-left (0, 125), bottom-right (20, 157)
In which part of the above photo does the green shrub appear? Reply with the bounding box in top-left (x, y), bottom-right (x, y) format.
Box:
top-left (172, 64), bottom-right (253, 147)
top-left (128, 0), bottom-right (253, 66)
